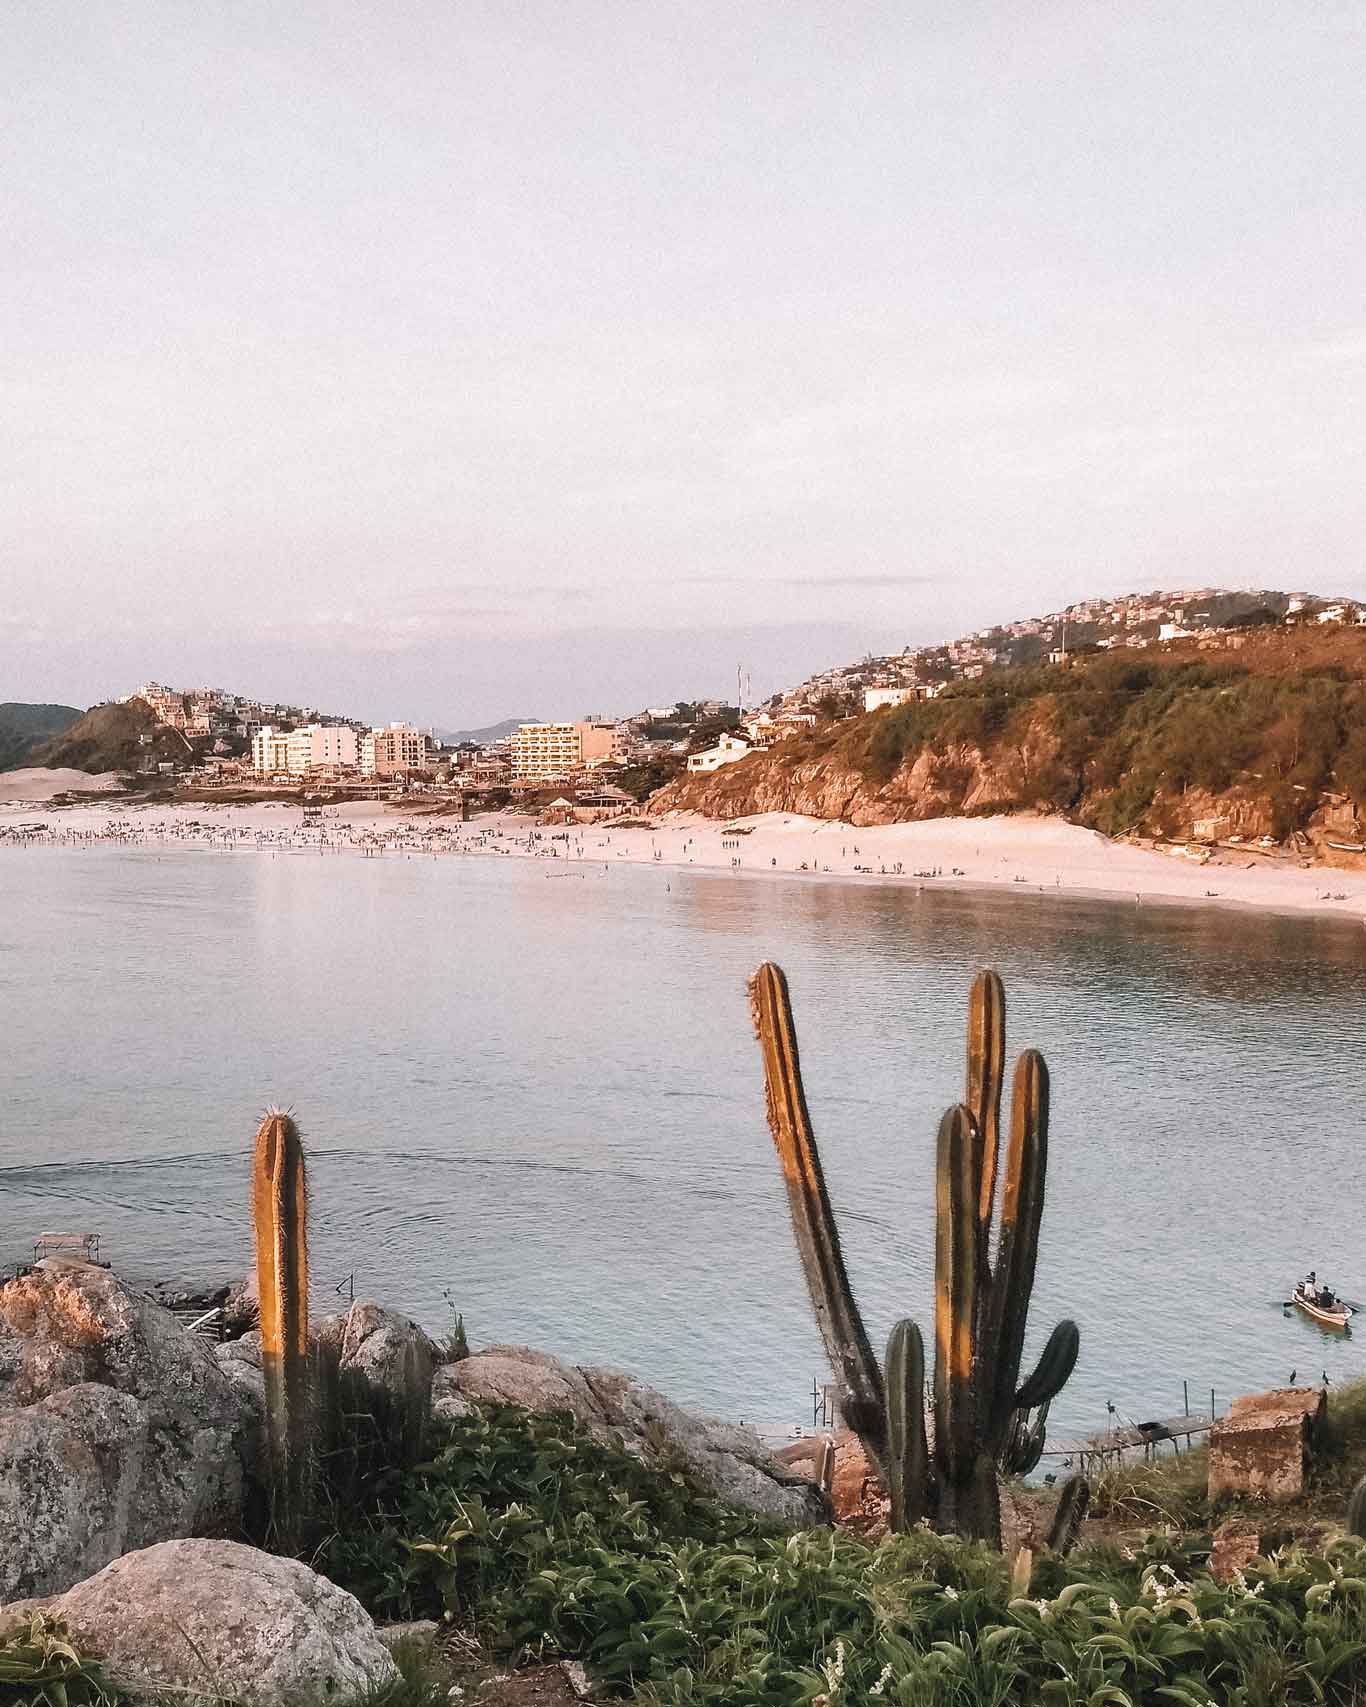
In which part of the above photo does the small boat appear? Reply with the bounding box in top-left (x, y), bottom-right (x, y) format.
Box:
top-left (1292, 1280), bottom-right (1353, 1329)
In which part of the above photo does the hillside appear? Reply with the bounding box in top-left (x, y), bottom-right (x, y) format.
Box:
top-left (435, 716), bottom-right (539, 745)
top-left (29, 698), bottom-right (194, 774)
top-left (0, 702), bottom-right (82, 771)
top-left (652, 628), bottom-right (1366, 859)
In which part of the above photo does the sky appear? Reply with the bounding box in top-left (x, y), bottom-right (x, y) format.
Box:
top-left (3, 2), bottom-right (1364, 725)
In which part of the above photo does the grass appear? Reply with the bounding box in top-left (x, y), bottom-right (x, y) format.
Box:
top-left (318, 1400), bottom-right (1366, 1706)
top-left (1087, 1377), bottom-right (1366, 1539)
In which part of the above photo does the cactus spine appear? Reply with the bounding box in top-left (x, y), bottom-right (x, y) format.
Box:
top-left (750, 961), bottom-right (1083, 1546)
top-left (253, 1110), bottom-right (310, 1548)
top-left (885, 1319), bottom-right (928, 1532)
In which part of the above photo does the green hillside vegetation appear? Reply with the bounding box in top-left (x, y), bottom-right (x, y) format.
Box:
top-left (0, 703), bottom-right (82, 771)
top-left (28, 698), bottom-right (190, 775)
top-left (810, 647), bottom-right (1366, 837)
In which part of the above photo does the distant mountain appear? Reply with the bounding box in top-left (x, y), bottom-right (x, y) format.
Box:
top-left (434, 716), bottom-right (539, 746)
top-left (0, 702), bottom-right (83, 771)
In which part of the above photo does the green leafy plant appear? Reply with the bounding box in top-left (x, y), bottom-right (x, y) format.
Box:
top-left (0, 1614), bottom-right (115, 1707)
top-left (323, 1403), bottom-right (1366, 1705)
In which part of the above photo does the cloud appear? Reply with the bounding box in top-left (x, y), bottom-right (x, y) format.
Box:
top-left (676, 572), bottom-right (934, 589)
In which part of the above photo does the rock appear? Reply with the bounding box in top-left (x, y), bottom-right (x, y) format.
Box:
top-left (430, 1366), bottom-right (475, 1423)
top-left (0, 1386), bottom-right (148, 1601)
top-left (32, 1540), bottom-right (397, 1707)
top-left (214, 1329), bottom-right (265, 1413)
top-left (314, 1301), bottom-right (435, 1405)
top-left (377, 1618), bottom-right (441, 1652)
top-left (0, 1261), bottom-right (250, 1597)
top-left (447, 1345), bottom-right (829, 1525)
top-left (1210, 1518), bottom-right (1262, 1583)
top-left (221, 1272), bottom-right (259, 1339)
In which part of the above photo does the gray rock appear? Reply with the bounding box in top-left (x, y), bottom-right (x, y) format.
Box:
top-left (214, 1328), bottom-right (265, 1412)
top-left (314, 1301), bottom-right (435, 1403)
top-left (0, 1385), bottom-right (148, 1601)
top-left (35, 1539), bottom-right (397, 1707)
top-left (446, 1345), bottom-right (829, 1525)
top-left (377, 1618), bottom-right (441, 1652)
top-left (0, 1261), bottom-right (251, 1596)
top-left (430, 1366), bottom-right (475, 1423)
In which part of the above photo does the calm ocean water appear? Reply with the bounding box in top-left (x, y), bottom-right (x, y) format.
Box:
top-left (2, 842), bottom-right (1364, 1444)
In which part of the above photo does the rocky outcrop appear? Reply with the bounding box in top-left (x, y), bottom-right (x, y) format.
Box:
top-left (314, 1301), bottom-right (435, 1405)
top-left (438, 1344), bottom-right (829, 1525)
top-left (0, 1385), bottom-right (148, 1600)
top-left (24, 1540), bottom-right (397, 1706)
top-left (0, 1260), bottom-right (250, 1600)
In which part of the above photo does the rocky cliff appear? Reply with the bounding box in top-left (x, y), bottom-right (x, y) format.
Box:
top-left (651, 640), bottom-right (1366, 865)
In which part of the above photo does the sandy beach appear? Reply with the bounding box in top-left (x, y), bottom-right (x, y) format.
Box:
top-left (1, 775), bottom-right (1362, 922)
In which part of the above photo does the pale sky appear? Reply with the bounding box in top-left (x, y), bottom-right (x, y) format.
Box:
top-left (4, 2), bottom-right (1364, 725)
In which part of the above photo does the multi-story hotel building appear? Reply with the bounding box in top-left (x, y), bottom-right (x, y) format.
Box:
top-left (359, 723), bottom-right (431, 777)
top-left (252, 724), bottom-right (359, 776)
top-left (508, 721), bottom-right (617, 780)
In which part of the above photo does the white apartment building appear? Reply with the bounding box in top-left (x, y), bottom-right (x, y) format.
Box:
top-left (864, 686), bottom-right (914, 713)
top-left (251, 728), bottom-right (292, 775)
top-left (509, 722), bottom-right (617, 780)
top-left (360, 723), bottom-right (431, 777)
top-left (252, 724), bottom-right (359, 776)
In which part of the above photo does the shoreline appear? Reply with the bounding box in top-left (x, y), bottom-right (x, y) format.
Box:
top-left (2, 790), bottom-right (1364, 922)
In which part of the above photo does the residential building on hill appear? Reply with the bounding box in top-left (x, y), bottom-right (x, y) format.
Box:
top-left (687, 733), bottom-right (751, 773)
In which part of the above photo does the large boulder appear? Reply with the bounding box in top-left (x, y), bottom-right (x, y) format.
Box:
top-left (0, 1385), bottom-right (148, 1601)
top-left (314, 1301), bottom-right (435, 1405)
top-left (439, 1344), bottom-right (829, 1525)
top-left (0, 1260), bottom-right (250, 1597)
top-left (25, 1540), bottom-right (397, 1707)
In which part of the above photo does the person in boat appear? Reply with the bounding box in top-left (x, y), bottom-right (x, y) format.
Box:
top-left (1303, 1271), bottom-right (1321, 1305)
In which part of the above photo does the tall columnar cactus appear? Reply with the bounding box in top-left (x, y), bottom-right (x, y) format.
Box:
top-left (750, 962), bottom-right (1082, 1547)
top-left (252, 1110), bottom-right (310, 1548)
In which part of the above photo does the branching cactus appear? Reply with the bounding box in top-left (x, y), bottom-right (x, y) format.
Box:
top-left (252, 1109), bottom-right (311, 1548)
top-left (750, 962), bottom-right (1083, 1547)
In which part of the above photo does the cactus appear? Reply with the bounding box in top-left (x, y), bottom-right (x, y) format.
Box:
top-left (885, 1319), bottom-right (929, 1532)
top-left (749, 962), bottom-right (888, 1465)
top-left (252, 1110), bottom-right (310, 1548)
top-left (750, 962), bottom-right (1079, 1547)
top-left (1347, 1475), bottom-right (1366, 1538)
top-left (1046, 1473), bottom-right (1091, 1555)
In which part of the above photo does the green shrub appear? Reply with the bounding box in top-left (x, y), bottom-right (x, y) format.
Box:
top-left (323, 1404), bottom-right (1366, 1706)
top-left (0, 1614), bottom-right (115, 1707)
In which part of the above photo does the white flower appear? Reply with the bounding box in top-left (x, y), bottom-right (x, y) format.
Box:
top-left (942, 1584), bottom-right (959, 1601)
top-left (1108, 1598), bottom-right (1122, 1620)
top-left (869, 1661), bottom-right (894, 1697)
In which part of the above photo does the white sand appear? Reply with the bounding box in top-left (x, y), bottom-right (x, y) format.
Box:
top-left (0, 767), bottom-right (126, 802)
top-left (1, 795), bottom-right (1362, 922)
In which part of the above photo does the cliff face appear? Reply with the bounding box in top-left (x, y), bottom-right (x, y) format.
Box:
top-left (650, 644), bottom-right (1366, 867)
top-left (652, 726), bottom-right (1062, 827)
